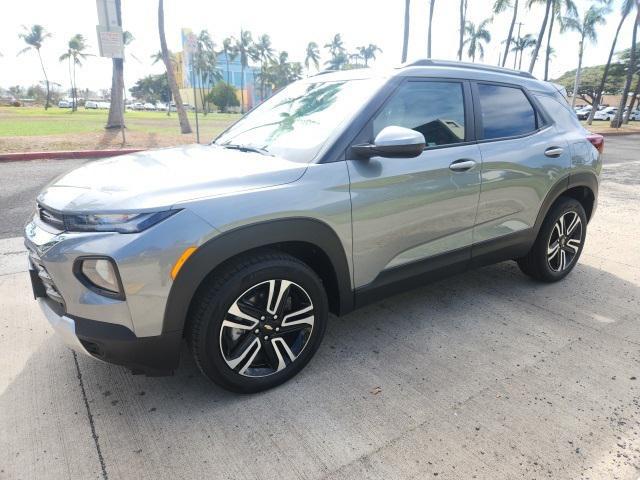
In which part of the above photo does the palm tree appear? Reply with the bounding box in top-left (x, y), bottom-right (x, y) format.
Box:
top-left (527, 0), bottom-right (553, 73)
top-left (359, 44), bottom-right (382, 67)
top-left (324, 34), bottom-right (348, 70)
top-left (612, 9), bottom-right (639, 127)
top-left (463, 18), bottom-right (493, 62)
top-left (458, 0), bottom-right (468, 60)
top-left (234, 29), bottom-right (253, 113)
top-left (511, 33), bottom-right (537, 69)
top-left (18, 25), bottom-right (52, 109)
top-left (494, 0), bottom-right (519, 68)
top-left (220, 37), bottom-right (237, 85)
top-left (151, 50), bottom-right (176, 116)
top-left (59, 34), bottom-right (90, 112)
top-left (561, 4), bottom-right (609, 108)
top-left (543, 0), bottom-right (578, 81)
top-left (158, 0), bottom-right (191, 133)
top-left (253, 34), bottom-right (275, 100)
top-left (588, 0), bottom-right (636, 125)
top-left (427, 0), bottom-right (437, 58)
top-left (402, 0), bottom-right (411, 62)
top-left (194, 30), bottom-right (219, 113)
top-left (305, 41), bottom-right (320, 73)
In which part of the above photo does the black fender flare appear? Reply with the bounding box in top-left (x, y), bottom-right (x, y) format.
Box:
top-left (532, 171), bottom-right (598, 239)
top-left (162, 217), bottom-right (354, 335)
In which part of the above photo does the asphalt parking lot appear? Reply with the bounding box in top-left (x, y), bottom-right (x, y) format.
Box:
top-left (1, 136), bottom-right (639, 479)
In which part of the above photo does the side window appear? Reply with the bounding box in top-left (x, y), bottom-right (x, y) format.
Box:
top-left (477, 84), bottom-right (537, 139)
top-left (372, 81), bottom-right (466, 147)
top-left (535, 94), bottom-right (583, 134)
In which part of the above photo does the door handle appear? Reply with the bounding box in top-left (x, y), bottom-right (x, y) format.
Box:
top-left (544, 147), bottom-right (564, 158)
top-left (449, 159), bottom-right (476, 172)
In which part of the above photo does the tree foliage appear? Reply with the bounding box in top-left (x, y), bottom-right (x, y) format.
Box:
top-left (553, 63), bottom-right (627, 104)
top-left (129, 73), bottom-right (171, 104)
top-left (208, 81), bottom-right (239, 112)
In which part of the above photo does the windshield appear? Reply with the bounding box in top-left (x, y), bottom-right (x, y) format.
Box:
top-left (214, 77), bottom-right (386, 163)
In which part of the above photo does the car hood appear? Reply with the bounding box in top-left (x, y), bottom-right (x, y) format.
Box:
top-left (37, 144), bottom-right (307, 213)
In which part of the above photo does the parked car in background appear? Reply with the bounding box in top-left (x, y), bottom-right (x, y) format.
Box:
top-left (85, 101), bottom-right (99, 109)
top-left (144, 103), bottom-right (157, 111)
top-left (130, 102), bottom-right (145, 111)
top-left (575, 106), bottom-right (592, 120)
top-left (25, 60), bottom-right (603, 393)
top-left (58, 100), bottom-right (72, 108)
top-left (629, 110), bottom-right (640, 121)
top-left (594, 107), bottom-right (617, 121)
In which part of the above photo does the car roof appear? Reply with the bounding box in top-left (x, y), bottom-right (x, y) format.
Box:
top-left (308, 59), bottom-right (558, 95)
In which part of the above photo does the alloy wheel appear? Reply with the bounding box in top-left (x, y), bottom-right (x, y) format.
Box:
top-left (547, 211), bottom-right (582, 272)
top-left (219, 279), bottom-right (315, 377)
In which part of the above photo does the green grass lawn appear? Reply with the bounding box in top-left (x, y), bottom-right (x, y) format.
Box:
top-left (0, 107), bottom-right (240, 137)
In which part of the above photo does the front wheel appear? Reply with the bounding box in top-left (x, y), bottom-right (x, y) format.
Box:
top-left (517, 196), bottom-right (587, 282)
top-left (187, 251), bottom-right (328, 393)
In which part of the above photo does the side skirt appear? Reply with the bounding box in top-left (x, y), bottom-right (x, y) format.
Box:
top-left (353, 229), bottom-right (534, 310)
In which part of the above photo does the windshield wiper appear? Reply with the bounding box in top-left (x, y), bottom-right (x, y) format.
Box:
top-left (219, 143), bottom-right (272, 155)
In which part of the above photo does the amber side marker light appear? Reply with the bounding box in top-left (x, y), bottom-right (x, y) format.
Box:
top-left (171, 246), bottom-right (197, 280)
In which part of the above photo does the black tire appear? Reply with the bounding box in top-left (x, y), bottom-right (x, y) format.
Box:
top-left (517, 196), bottom-right (587, 282)
top-left (187, 250), bottom-right (328, 393)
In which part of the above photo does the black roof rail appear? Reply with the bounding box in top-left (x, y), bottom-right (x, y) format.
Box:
top-left (399, 59), bottom-right (536, 79)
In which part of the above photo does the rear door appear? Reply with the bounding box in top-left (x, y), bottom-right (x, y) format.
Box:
top-left (471, 82), bottom-right (571, 252)
top-left (347, 78), bottom-right (482, 288)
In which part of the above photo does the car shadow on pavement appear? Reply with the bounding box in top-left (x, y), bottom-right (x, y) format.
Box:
top-left (2, 260), bottom-right (639, 478)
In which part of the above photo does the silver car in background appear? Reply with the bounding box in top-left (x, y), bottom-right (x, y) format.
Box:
top-left (25, 60), bottom-right (603, 393)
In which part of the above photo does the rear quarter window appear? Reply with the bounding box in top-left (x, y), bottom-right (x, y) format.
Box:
top-left (535, 94), bottom-right (585, 134)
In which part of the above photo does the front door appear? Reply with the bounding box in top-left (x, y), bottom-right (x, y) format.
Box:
top-left (346, 79), bottom-right (482, 288)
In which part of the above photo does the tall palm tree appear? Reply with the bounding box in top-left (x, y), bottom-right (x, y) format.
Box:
top-left (234, 29), bottom-right (253, 113)
top-left (463, 18), bottom-right (493, 62)
top-left (511, 33), bottom-right (537, 69)
top-left (527, 0), bottom-right (553, 73)
top-left (220, 37), bottom-right (237, 85)
top-left (253, 34), bottom-right (275, 101)
top-left (158, 0), bottom-right (191, 133)
top-left (427, 0), bottom-right (437, 58)
top-left (543, 0), bottom-right (578, 80)
top-left (588, 0), bottom-right (636, 125)
top-left (305, 41), bottom-right (320, 73)
top-left (402, 0), bottom-right (411, 62)
top-left (561, 4), bottom-right (609, 108)
top-left (458, 0), bottom-right (468, 60)
top-left (18, 25), bottom-right (52, 109)
top-left (612, 8), bottom-right (639, 127)
top-left (494, 0), bottom-right (519, 68)
top-left (59, 34), bottom-right (90, 112)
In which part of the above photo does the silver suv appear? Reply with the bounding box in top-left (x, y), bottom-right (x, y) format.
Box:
top-left (25, 61), bottom-right (603, 393)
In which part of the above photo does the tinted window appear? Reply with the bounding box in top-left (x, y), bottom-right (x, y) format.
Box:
top-left (535, 94), bottom-right (583, 134)
top-left (478, 84), bottom-right (537, 139)
top-left (373, 81), bottom-right (465, 147)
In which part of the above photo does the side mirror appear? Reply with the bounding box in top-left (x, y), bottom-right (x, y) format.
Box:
top-left (352, 126), bottom-right (426, 159)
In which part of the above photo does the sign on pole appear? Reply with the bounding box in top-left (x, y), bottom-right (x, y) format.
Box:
top-left (95, 0), bottom-right (123, 58)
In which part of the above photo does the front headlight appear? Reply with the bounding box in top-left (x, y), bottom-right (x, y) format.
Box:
top-left (64, 210), bottom-right (179, 233)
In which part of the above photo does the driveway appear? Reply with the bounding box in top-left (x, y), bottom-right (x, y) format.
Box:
top-left (1, 137), bottom-right (639, 479)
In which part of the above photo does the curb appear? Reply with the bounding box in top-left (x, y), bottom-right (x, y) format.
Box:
top-left (0, 149), bottom-right (145, 162)
top-left (597, 130), bottom-right (640, 137)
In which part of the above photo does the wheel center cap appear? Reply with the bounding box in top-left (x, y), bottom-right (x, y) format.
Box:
top-left (264, 324), bottom-right (273, 331)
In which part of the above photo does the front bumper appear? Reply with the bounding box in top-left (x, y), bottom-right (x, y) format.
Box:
top-left (35, 295), bottom-right (182, 375)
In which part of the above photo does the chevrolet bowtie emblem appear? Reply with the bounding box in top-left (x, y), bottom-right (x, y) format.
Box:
top-left (264, 324), bottom-right (273, 331)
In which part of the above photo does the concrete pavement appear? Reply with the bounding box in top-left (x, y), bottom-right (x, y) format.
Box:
top-left (1, 138), bottom-right (639, 479)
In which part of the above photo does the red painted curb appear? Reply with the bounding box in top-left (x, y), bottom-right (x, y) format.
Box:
top-left (0, 148), bottom-right (145, 162)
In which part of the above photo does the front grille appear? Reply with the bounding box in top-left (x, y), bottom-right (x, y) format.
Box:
top-left (38, 205), bottom-right (65, 230)
top-left (27, 245), bottom-right (65, 306)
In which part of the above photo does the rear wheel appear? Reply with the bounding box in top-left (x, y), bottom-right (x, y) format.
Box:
top-left (187, 251), bottom-right (328, 393)
top-left (517, 196), bottom-right (587, 282)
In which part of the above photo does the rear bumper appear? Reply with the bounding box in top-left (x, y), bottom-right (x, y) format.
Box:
top-left (37, 296), bottom-right (182, 376)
